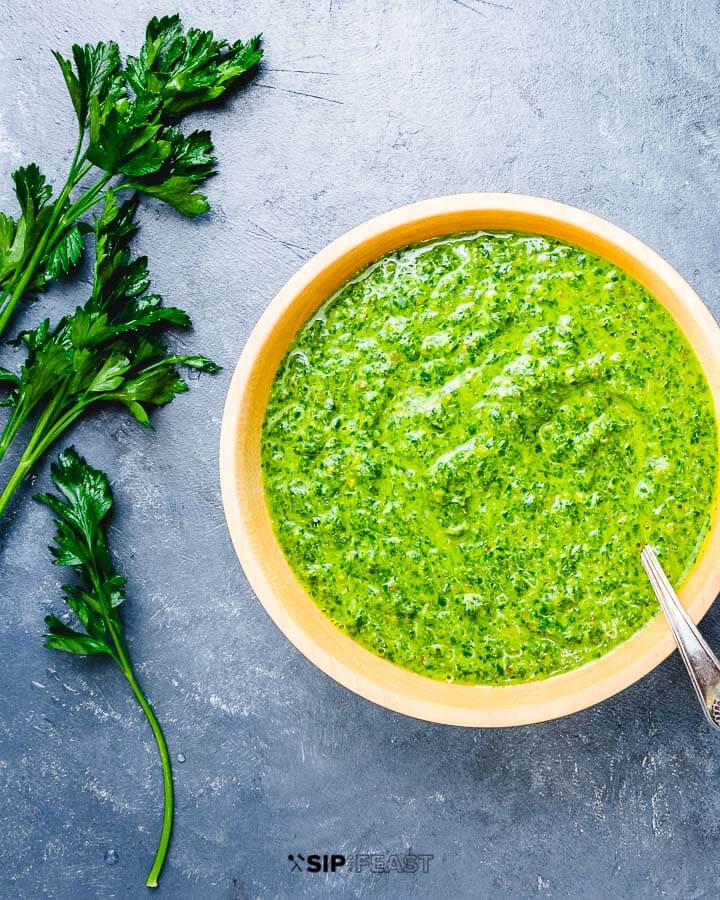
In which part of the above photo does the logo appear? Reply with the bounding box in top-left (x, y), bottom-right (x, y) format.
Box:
top-left (288, 852), bottom-right (433, 874)
top-left (288, 854), bottom-right (346, 873)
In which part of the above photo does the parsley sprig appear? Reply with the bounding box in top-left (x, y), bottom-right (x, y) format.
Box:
top-left (0, 191), bottom-right (219, 519)
top-left (35, 447), bottom-right (174, 887)
top-left (0, 15), bottom-right (262, 337)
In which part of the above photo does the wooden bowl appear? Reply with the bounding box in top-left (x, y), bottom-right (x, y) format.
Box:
top-left (220, 193), bottom-right (720, 726)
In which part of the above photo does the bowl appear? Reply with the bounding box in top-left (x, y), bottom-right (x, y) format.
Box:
top-left (220, 193), bottom-right (720, 726)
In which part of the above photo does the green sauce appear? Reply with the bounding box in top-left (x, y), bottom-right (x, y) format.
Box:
top-left (261, 232), bottom-right (718, 684)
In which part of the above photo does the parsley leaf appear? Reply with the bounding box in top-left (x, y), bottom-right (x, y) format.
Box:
top-left (52, 41), bottom-right (123, 127)
top-left (126, 129), bottom-right (217, 215)
top-left (43, 223), bottom-right (89, 279)
top-left (0, 164), bottom-right (55, 293)
top-left (126, 15), bottom-right (263, 117)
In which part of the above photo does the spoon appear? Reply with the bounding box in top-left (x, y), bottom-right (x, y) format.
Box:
top-left (641, 545), bottom-right (720, 730)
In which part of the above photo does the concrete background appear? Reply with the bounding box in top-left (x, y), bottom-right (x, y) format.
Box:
top-left (1, 0), bottom-right (720, 897)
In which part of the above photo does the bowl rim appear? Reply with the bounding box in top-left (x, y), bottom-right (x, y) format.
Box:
top-left (219, 192), bottom-right (720, 727)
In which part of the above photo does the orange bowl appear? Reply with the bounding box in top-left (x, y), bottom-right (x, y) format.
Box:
top-left (219, 193), bottom-right (720, 726)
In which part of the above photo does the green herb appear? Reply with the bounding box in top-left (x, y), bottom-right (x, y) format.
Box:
top-left (0, 191), bottom-right (219, 519)
top-left (0, 14), bottom-right (262, 337)
top-left (35, 447), bottom-right (174, 887)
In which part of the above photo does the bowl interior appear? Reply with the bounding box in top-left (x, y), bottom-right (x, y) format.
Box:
top-left (220, 194), bottom-right (720, 726)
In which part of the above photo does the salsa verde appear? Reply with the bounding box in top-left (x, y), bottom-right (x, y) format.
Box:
top-left (261, 232), bottom-right (718, 684)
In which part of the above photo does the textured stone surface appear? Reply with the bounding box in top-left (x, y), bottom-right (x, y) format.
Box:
top-left (2, 0), bottom-right (720, 897)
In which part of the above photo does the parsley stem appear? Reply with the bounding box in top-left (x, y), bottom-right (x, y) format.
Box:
top-left (0, 446), bottom-right (32, 519)
top-left (0, 396), bottom-right (87, 519)
top-left (20, 388), bottom-right (69, 459)
top-left (21, 168), bottom-right (115, 307)
top-left (58, 170), bottom-right (114, 231)
top-left (0, 405), bottom-right (26, 463)
top-left (116, 644), bottom-right (174, 888)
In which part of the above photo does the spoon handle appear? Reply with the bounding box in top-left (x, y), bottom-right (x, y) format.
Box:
top-left (641, 545), bottom-right (720, 730)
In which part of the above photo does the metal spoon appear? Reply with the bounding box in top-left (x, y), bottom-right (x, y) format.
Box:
top-left (641, 545), bottom-right (720, 730)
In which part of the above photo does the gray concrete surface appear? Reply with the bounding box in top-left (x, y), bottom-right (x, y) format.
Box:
top-left (1, 0), bottom-right (720, 897)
